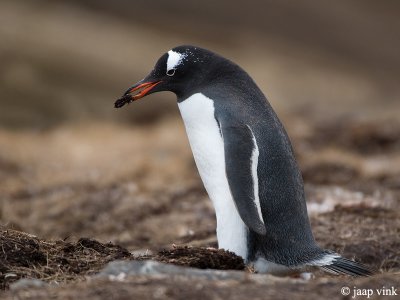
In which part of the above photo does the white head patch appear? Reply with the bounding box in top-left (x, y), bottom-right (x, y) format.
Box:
top-left (167, 50), bottom-right (187, 72)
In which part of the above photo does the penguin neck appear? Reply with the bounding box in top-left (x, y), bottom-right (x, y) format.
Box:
top-left (175, 59), bottom-right (248, 102)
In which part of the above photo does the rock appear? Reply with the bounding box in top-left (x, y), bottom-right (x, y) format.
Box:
top-left (97, 260), bottom-right (246, 281)
top-left (10, 278), bottom-right (48, 290)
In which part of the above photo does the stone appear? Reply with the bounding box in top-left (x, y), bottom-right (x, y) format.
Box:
top-left (10, 278), bottom-right (48, 290)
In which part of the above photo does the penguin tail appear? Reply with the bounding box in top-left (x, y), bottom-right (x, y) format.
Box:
top-left (309, 253), bottom-right (374, 276)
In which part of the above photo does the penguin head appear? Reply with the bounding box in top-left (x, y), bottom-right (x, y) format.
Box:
top-left (115, 45), bottom-right (229, 108)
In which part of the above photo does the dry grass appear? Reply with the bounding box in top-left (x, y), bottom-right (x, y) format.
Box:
top-left (0, 228), bottom-right (132, 289)
top-left (0, 229), bottom-right (246, 290)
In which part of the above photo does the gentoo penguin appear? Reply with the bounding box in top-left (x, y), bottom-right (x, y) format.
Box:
top-left (114, 45), bottom-right (373, 276)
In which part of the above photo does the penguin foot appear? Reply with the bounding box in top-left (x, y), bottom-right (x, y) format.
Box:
top-left (252, 257), bottom-right (300, 276)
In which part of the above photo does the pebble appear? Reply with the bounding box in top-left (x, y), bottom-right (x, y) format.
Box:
top-left (10, 278), bottom-right (48, 291)
top-left (96, 260), bottom-right (301, 284)
top-left (97, 260), bottom-right (245, 281)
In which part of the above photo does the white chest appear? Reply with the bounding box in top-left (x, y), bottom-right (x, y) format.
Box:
top-left (177, 93), bottom-right (248, 259)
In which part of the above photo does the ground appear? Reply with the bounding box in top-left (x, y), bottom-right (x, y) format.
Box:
top-left (1, 116), bottom-right (399, 299)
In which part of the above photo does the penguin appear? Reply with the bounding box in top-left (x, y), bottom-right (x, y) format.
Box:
top-left (114, 45), bottom-right (373, 276)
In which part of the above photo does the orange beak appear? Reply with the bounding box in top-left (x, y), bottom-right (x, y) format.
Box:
top-left (115, 81), bottom-right (162, 108)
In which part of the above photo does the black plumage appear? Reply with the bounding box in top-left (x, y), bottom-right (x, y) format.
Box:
top-left (115, 45), bottom-right (374, 276)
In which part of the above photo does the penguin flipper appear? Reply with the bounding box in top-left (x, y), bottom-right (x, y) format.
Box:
top-left (221, 123), bottom-right (266, 235)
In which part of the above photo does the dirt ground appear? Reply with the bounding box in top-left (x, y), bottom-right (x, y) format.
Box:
top-left (1, 116), bottom-right (399, 299)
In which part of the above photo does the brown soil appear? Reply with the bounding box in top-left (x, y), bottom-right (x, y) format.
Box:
top-left (312, 206), bottom-right (400, 271)
top-left (305, 119), bottom-right (400, 156)
top-left (10, 274), bottom-right (400, 300)
top-left (1, 116), bottom-right (399, 298)
top-left (153, 246), bottom-right (245, 270)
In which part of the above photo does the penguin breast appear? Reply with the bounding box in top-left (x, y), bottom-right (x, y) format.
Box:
top-left (177, 93), bottom-right (249, 259)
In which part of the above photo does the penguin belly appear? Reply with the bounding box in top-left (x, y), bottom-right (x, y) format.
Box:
top-left (178, 93), bottom-right (249, 260)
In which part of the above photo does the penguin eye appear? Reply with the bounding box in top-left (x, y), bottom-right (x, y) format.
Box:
top-left (166, 69), bottom-right (175, 76)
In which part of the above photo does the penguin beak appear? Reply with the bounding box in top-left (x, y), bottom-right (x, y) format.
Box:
top-left (114, 80), bottom-right (162, 108)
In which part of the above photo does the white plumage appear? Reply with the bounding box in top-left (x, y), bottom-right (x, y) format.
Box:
top-left (178, 93), bottom-right (249, 259)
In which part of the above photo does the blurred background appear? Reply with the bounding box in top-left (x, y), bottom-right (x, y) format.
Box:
top-left (1, 0), bottom-right (400, 127)
top-left (1, 0), bottom-right (399, 267)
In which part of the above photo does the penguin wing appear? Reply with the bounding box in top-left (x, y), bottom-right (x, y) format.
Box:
top-left (221, 123), bottom-right (266, 235)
